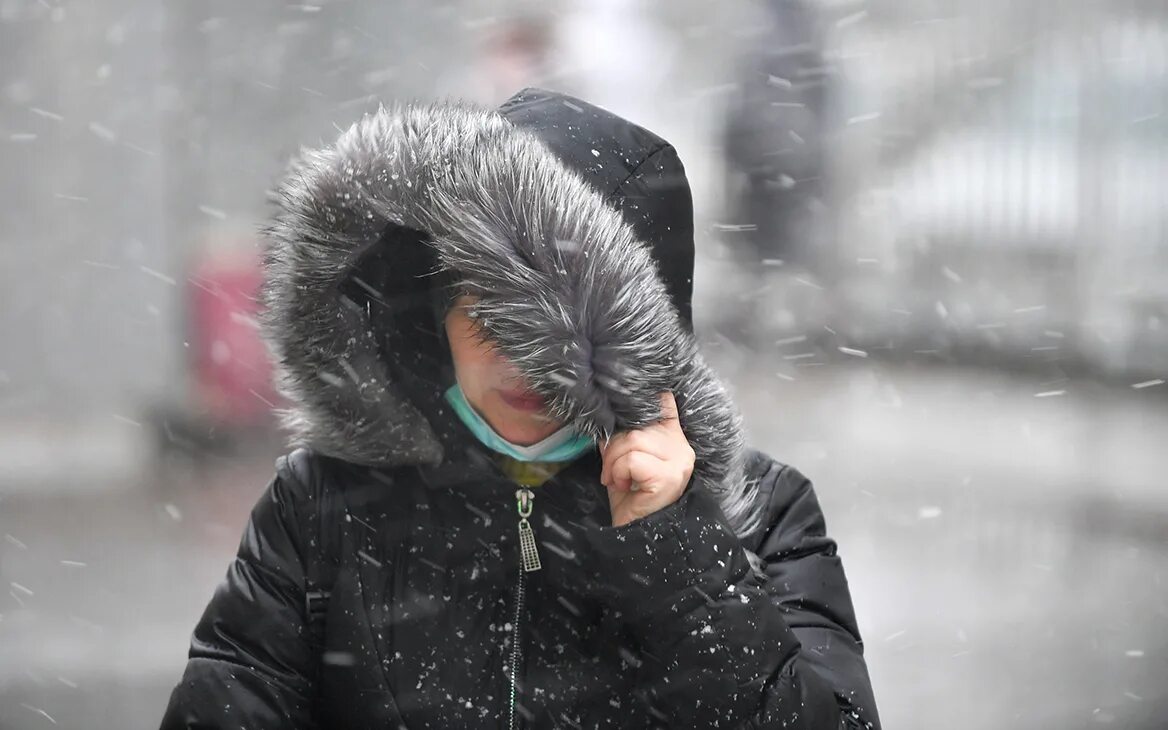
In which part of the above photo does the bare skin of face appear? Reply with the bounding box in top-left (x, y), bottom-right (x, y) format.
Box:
top-left (444, 295), bottom-right (564, 446)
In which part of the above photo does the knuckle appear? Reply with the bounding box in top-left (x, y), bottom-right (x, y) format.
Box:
top-left (624, 430), bottom-right (647, 448)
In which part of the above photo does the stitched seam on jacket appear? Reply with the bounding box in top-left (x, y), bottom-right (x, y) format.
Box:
top-left (606, 142), bottom-right (673, 200)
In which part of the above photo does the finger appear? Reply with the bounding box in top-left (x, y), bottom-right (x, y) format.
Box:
top-left (601, 432), bottom-right (636, 486)
top-left (601, 430), bottom-right (673, 484)
top-left (657, 391), bottom-right (679, 423)
top-left (609, 450), bottom-right (668, 493)
top-left (657, 392), bottom-right (689, 440)
top-left (599, 432), bottom-right (625, 486)
top-left (609, 450), bottom-right (636, 492)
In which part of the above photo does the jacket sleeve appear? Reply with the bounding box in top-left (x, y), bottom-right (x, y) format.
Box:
top-left (584, 457), bottom-right (880, 729)
top-left (161, 455), bottom-right (319, 729)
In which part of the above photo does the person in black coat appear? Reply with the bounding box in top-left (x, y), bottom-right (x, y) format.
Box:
top-left (161, 88), bottom-right (880, 729)
top-left (722, 0), bottom-right (832, 273)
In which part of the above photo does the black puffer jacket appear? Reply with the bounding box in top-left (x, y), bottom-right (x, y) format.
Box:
top-left (161, 88), bottom-right (880, 729)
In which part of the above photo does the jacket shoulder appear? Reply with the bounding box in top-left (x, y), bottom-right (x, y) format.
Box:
top-left (276, 447), bottom-right (380, 500)
top-left (740, 448), bottom-right (825, 550)
top-left (278, 446), bottom-right (337, 491)
top-left (275, 447), bottom-right (416, 539)
top-left (271, 448), bottom-right (367, 543)
top-left (743, 447), bottom-right (817, 499)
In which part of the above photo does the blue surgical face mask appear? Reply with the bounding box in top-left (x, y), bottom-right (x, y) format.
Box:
top-left (444, 384), bottom-right (594, 463)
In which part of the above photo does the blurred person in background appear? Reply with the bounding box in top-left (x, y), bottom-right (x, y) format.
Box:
top-left (719, 0), bottom-right (834, 344)
top-left (450, 14), bottom-right (556, 106)
top-left (161, 88), bottom-right (879, 729)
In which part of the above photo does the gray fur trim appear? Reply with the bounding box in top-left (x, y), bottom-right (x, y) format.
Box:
top-left (260, 100), bottom-right (760, 535)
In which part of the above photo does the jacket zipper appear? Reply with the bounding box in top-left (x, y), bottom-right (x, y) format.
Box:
top-left (508, 487), bottom-right (541, 730)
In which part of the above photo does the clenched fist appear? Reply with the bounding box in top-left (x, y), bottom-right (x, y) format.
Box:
top-left (599, 392), bottom-right (696, 527)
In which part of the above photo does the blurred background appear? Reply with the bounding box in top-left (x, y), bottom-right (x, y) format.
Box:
top-left (1, 0), bottom-right (1165, 727)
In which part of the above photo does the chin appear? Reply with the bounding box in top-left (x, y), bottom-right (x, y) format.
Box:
top-left (489, 407), bottom-right (560, 446)
top-left (497, 421), bottom-right (558, 446)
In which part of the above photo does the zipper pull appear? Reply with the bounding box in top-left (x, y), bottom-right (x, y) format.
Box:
top-left (516, 488), bottom-right (542, 572)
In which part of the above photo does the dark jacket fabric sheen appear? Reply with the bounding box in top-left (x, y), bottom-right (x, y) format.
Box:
top-left (161, 88), bottom-right (880, 729)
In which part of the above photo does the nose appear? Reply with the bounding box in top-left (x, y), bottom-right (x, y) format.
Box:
top-left (478, 335), bottom-right (535, 391)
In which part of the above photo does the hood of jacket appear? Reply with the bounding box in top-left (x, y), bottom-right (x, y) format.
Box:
top-left (260, 88), bottom-right (759, 534)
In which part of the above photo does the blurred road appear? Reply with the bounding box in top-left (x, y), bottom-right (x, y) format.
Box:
top-left (2, 363), bottom-right (1165, 729)
top-left (729, 362), bottom-right (1168, 729)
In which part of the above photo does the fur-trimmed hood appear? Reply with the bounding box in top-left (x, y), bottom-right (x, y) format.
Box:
top-left (260, 88), bottom-right (759, 534)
